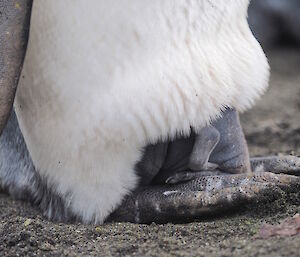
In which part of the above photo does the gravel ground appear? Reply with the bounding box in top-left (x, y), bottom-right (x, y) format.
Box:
top-left (0, 47), bottom-right (299, 257)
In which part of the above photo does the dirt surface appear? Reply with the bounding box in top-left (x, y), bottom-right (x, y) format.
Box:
top-left (0, 48), bottom-right (300, 257)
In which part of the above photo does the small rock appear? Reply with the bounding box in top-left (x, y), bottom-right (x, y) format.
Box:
top-left (38, 242), bottom-right (55, 251)
top-left (255, 213), bottom-right (300, 239)
top-left (23, 219), bottom-right (32, 227)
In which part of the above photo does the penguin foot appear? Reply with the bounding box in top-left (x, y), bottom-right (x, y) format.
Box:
top-left (110, 108), bottom-right (300, 224)
top-left (108, 172), bottom-right (300, 224)
top-left (207, 108), bottom-right (251, 174)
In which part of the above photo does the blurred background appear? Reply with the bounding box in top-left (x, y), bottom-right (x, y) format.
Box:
top-left (241, 0), bottom-right (300, 157)
top-left (249, 0), bottom-right (300, 49)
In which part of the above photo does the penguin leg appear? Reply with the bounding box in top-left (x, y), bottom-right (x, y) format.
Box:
top-left (185, 108), bottom-right (300, 177)
top-left (135, 141), bottom-right (169, 186)
top-left (165, 108), bottom-right (253, 184)
top-left (209, 108), bottom-right (251, 174)
top-left (150, 125), bottom-right (222, 185)
top-left (188, 126), bottom-right (220, 171)
top-left (107, 172), bottom-right (300, 224)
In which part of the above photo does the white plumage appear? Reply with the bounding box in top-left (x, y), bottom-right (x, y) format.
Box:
top-left (15, 0), bottom-right (269, 223)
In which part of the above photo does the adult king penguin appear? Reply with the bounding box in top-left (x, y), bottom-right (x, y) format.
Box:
top-left (0, 0), bottom-right (299, 224)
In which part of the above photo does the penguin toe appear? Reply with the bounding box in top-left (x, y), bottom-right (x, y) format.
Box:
top-left (251, 155), bottom-right (300, 176)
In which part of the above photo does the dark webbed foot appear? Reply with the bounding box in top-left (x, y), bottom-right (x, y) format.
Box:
top-left (108, 172), bottom-right (300, 224)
